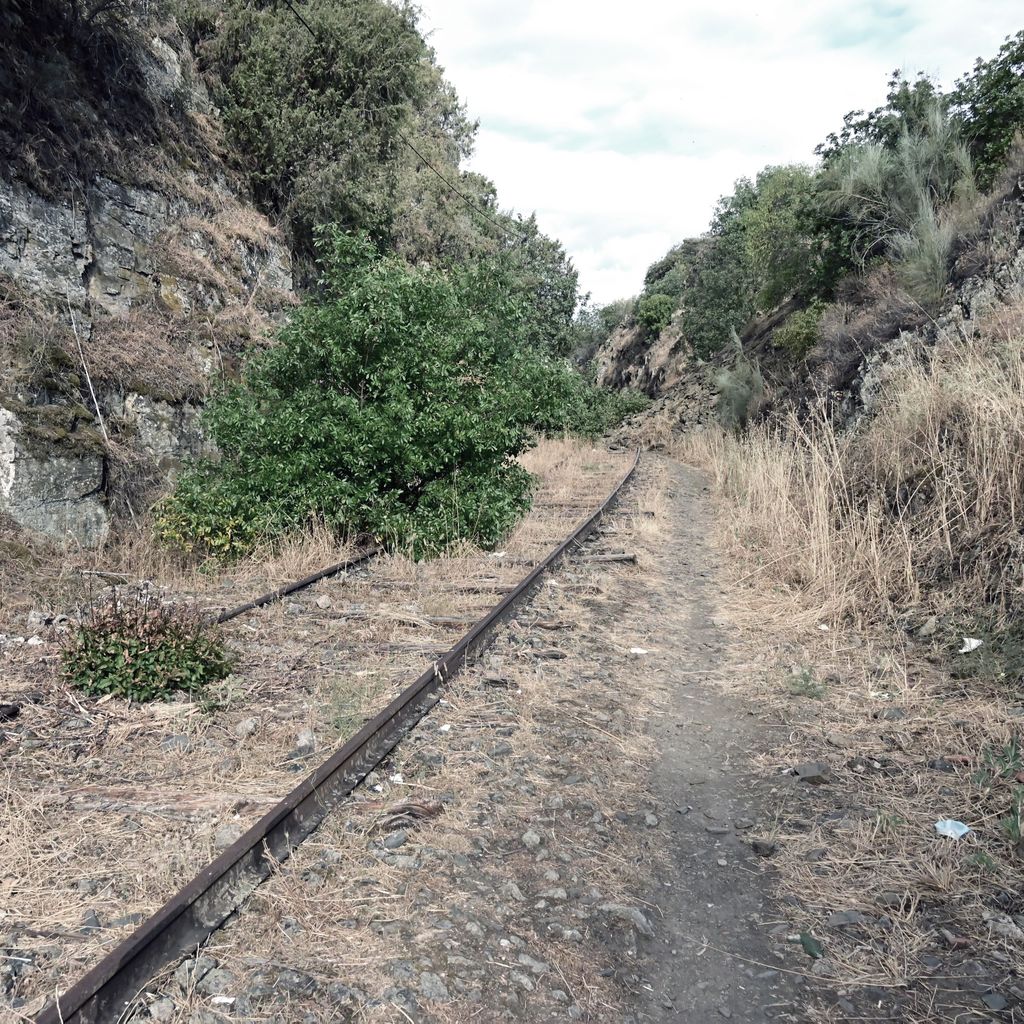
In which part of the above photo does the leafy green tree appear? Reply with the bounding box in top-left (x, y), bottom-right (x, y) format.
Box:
top-left (950, 30), bottom-right (1024, 190)
top-left (678, 232), bottom-right (756, 359)
top-left (156, 231), bottom-right (540, 557)
top-left (488, 213), bottom-right (580, 356)
top-left (156, 231), bottom-right (625, 558)
top-left (564, 300), bottom-right (619, 363)
top-left (187, 0), bottom-right (486, 263)
top-left (741, 165), bottom-right (823, 307)
top-left (816, 71), bottom-right (946, 164)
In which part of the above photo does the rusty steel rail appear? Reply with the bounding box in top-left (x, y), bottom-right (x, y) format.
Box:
top-left (37, 450), bottom-right (641, 1024)
top-left (214, 546), bottom-right (382, 624)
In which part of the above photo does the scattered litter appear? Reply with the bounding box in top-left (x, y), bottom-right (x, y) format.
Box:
top-left (630, 647), bottom-right (650, 655)
top-left (26, 636), bottom-right (43, 646)
top-left (817, 624), bottom-right (829, 632)
top-left (438, 724), bottom-right (451, 733)
top-left (958, 637), bottom-right (983, 654)
top-left (487, 551), bottom-right (507, 559)
top-left (934, 819), bottom-right (971, 839)
top-left (211, 997), bottom-right (235, 1006)
top-left (799, 933), bottom-right (824, 959)
top-left (791, 761), bottom-right (832, 785)
top-left (388, 773), bottom-right (404, 785)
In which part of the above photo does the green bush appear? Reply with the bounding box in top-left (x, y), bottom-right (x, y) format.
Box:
top-left (715, 331), bottom-right (764, 431)
top-left (635, 293), bottom-right (674, 336)
top-left (156, 231), bottom-right (577, 559)
top-left (741, 165), bottom-right (827, 307)
top-left (62, 591), bottom-right (233, 702)
top-left (774, 302), bottom-right (825, 360)
top-left (822, 97), bottom-right (977, 305)
top-left (528, 359), bottom-right (648, 437)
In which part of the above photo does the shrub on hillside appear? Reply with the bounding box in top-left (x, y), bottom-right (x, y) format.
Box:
top-left (62, 591), bottom-right (233, 702)
top-left (677, 196), bottom-right (757, 358)
top-left (774, 302), bottom-right (825, 360)
top-left (566, 299), bottom-right (635, 365)
top-left (951, 30), bottom-right (1024, 191)
top-left (822, 98), bottom-right (978, 305)
top-left (714, 331), bottom-right (764, 431)
top-left (635, 293), bottom-right (674, 336)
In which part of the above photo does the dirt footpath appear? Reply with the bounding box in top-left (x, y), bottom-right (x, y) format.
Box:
top-left (127, 453), bottom-right (827, 1024)
top-left (626, 457), bottom-right (807, 1022)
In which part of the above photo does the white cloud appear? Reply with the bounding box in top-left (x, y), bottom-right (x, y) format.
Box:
top-left (419, 1), bottom-right (1022, 304)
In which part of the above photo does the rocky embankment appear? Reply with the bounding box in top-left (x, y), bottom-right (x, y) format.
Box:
top-left (597, 167), bottom-right (1024, 441)
top-left (1, 13), bottom-right (293, 546)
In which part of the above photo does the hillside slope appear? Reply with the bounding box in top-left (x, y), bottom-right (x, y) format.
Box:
top-left (614, 163), bottom-right (1024, 449)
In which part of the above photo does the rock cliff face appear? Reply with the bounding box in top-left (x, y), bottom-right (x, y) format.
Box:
top-left (596, 319), bottom-right (687, 397)
top-left (0, 13), bottom-right (294, 546)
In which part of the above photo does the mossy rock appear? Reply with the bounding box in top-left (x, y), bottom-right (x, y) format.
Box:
top-left (1, 398), bottom-right (107, 456)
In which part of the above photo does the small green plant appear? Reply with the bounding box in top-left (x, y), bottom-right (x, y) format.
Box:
top-left (1000, 786), bottom-right (1024, 853)
top-left (966, 849), bottom-right (999, 874)
top-left (774, 302), bottom-right (825, 360)
top-left (873, 810), bottom-right (907, 835)
top-left (984, 736), bottom-right (1023, 779)
top-left (61, 591), bottom-right (234, 702)
top-left (787, 667), bottom-right (826, 699)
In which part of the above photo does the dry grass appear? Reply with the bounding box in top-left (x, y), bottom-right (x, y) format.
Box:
top-left (0, 278), bottom-right (77, 396)
top-left (702, 596), bottom-right (1024, 1019)
top-left (118, 458), bottom-right (669, 1024)
top-left (674, 296), bottom-right (1024, 1015)
top-left (677, 297), bottom-right (1024, 628)
top-left (0, 440), bottom-right (634, 1016)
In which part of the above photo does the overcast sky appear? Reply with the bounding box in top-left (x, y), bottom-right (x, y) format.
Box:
top-left (419, 1), bottom-right (1022, 306)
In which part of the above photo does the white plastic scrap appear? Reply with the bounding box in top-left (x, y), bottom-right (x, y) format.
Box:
top-left (388, 773), bottom-right (404, 785)
top-left (958, 637), bottom-right (983, 654)
top-left (934, 819), bottom-right (971, 839)
top-left (630, 647), bottom-right (650, 655)
top-left (817, 624), bottom-right (830, 632)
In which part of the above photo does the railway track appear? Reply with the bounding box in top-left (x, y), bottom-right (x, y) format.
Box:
top-left (35, 449), bottom-right (641, 1024)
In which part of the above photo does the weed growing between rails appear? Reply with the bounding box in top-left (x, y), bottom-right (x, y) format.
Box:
top-left (61, 590), bottom-right (234, 702)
